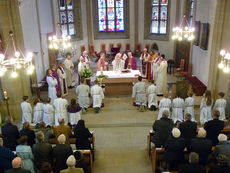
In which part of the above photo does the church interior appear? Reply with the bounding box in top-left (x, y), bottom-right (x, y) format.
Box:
top-left (1, 0), bottom-right (230, 173)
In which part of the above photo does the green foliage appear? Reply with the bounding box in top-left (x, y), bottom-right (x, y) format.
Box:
top-left (80, 66), bottom-right (93, 78)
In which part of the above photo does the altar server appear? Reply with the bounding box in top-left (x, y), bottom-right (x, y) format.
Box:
top-left (91, 79), bottom-right (104, 113)
top-left (116, 50), bottom-right (128, 61)
top-left (132, 76), bottom-right (147, 110)
top-left (214, 92), bottom-right (226, 120)
top-left (97, 53), bottom-right (109, 71)
top-left (172, 95), bottom-right (184, 123)
top-left (33, 98), bottom-right (43, 124)
top-left (64, 53), bottom-right (75, 88)
top-left (80, 51), bottom-right (90, 66)
top-left (112, 55), bottom-right (125, 71)
top-left (51, 64), bottom-right (61, 92)
top-left (156, 57), bottom-right (168, 96)
top-left (125, 52), bottom-right (137, 70)
top-left (46, 69), bottom-right (57, 104)
top-left (147, 80), bottom-right (157, 111)
top-left (57, 61), bottom-right (68, 96)
top-left (67, 98), bottom-right (81, 125)
top-left (75, 78), bottom-right (90, 111)
top-left (139, 48), bottom-right (150, 78)
top-left (184, 92), bottom-right (195, 121)
top-left (43, 98), bottom-right (55, 126)
top-left (53, 92), bottom-right (68, 126)
top-left (21, 96), bottom-right (32, 124)
top-left (158, 94), bottom-right (171, 120)
top-left (200, 90), bottom-right (213, 125)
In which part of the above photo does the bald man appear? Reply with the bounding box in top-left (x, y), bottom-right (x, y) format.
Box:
top-left (5, 157), bottom-right (31, 173)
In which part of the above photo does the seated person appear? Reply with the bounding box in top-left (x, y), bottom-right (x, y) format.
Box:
top-left (73, 151), bottom-right (88, 173)
top-left (208, 154), bottom-right (230, 173)
top-left (152, 110), bottom-right (174, 147)
top-left (204, 110), bottom-right (225, 146)
top-left (5, 157), bottom-right (31, 173)
top-left (60, 155), bottom-right (83, 173)
top-left (125, 52), bottom-right (137, 70)
top-left (112, 55), bottom-right (125, 71)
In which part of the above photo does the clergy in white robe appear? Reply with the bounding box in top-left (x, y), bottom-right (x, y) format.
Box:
top-left (43, 98), bottom-right (55, 126)
top-left (200, 90), bottom-right (213, 125)
top-left (132, 76), bottom-right (147, 106)
top-left (214, 92), bottom-right (226, 120)
top-left (152, 53), bottom-right (161, 82)
top-left (67, 98), bottom-right (81, 125)
top-left (57, 62), bottom-right (68, 96)
top-left (112, 55), bottom-right (125, 71)
top-left (33, 98), bottom-right (43, 124)
top-left (75, 78), bottom-right (90, 110)
top-left (147, 80), bottom-right (157, 110)
top-left (158, 94), bottom-right (171, 120)
top-left (53, 92), bottom-right (68, 126)
top-left (80, 51), bottom-right (90, 67)
top-left (91, 80), bottom-right (104, 113)
top-left (139, 48), bottom-right (150, 78)
top-left (21, 96), bottom-right (32, 124)
top-left (184, 92), bottom-right (195, 122)
top-left (64, 53), bottom-right (75, 88)
top-left (156, 58), bottom-right (168, 95)
top-left (46, 69), bottom-right (57, 104)
top-left (115, 51), bottom-right (128, 61)
top-left (172, 96), bottom-right (184, 123)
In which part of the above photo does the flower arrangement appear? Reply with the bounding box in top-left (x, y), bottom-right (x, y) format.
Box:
top-left (80, 66), bottom-right (93, 79)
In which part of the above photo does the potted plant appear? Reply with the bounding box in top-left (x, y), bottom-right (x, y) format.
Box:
top-left (80, 66), bottom-right (93, 86)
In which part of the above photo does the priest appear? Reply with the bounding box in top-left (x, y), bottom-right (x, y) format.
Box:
top-left (115, 49), bottom-right (128, 61)
top-left (57, 61), bottom-right (68, 96)
top-left (146, 50), bottom-right (158, 81)
top-left (156, 57), bottom-right (168, 96)
top-left (152, 53), bottom-right (161, 81)
top-left (50, 64), bottom-right (61, 92)
top-left (139, 48), bottom-right (150, 78)
top-left (97, 53), bottom-right (109, 71)
top-left (125, 52), bottom-right (137, 70)
top-left (112, 55), bottom-right (125, 71)
top-left (80, 51), bottom-right (90, 66)
top-left (64, 53), bottom-right (75, 88)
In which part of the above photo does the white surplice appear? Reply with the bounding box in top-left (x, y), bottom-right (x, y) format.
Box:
top-left (139, 53), bottom-right (150, 78)
top-left (184, 96), bottom-right (195, 121)
top-left (147, 84), bottom-right (157, 108)
top-left (69, 112), bottom-right (81, 125)
top-left (214, 98), bottom-right (227, 120)
top-left (33, 102), bottom-right (43, 124)
top-left (156, 61), bottom-right (168, 95)
top-left (158, 98), bottom-right (171, 120)
top-left (115, 52), bottom-right (128, 61)
top-left (64, 58), bottom-right (75, 87)
top-left (132, 81), bottom-right (147, 106)
top-left (91, 84), bottom-right (104, 108)
top-left (112, 59), bottom-right (125, 71)
top-left (43, 103), bottom-right (55, 126)
top-left (53, 98), bottom-right (68, 126)
top-left (46, 75), bottom-right (57, 104)
top-left (80, 55), bottom-right (90, 67)
top-left (200, 98), bottom-right (213, 125)
top-left (76, 84), bottom-right (90, 108)
top-left (172, 97), bottom-right (184, 123)
top-left (57, 67), bottom-right (68, 96)
top-left (21, 101), bottom-right (32, 124)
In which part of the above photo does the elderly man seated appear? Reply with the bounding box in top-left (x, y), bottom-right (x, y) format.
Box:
top-left (5, 157), bottom-right (31, 173)
top-left (60, 155), bottom-right (84, 173)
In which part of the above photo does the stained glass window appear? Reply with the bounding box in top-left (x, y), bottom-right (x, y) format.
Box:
top-left (98, 0), bottom-right (124, 32)
top-left (150, 0), bottom-right (168, 34)
top-left (59, 0), bottom-right (75, 35)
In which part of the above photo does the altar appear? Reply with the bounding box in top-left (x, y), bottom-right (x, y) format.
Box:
top-left (96, 70), bottom-right (141, 96)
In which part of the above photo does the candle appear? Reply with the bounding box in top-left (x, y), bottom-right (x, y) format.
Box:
top-left (100, 66), bottom-right (103, 75)
top-left (3, 91), bottom-right (7, 99)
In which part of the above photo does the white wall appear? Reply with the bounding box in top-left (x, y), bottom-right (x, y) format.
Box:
top-left (191, 0), bottom-right (217, 85)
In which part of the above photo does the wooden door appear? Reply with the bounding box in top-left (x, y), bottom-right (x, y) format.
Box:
top-left (175, 41), bottom-right (191, 71)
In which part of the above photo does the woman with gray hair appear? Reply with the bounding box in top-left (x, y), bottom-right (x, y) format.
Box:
top-left (60, 155), bottom-right (84, 173)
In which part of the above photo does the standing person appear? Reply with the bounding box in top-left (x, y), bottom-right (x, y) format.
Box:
top-left (80, 50), bottom-right (90, 66)
top-left (75, 78), bottom-right (90, 111)
top-left (112, 55), bottom-right (125, 71)
top-left (5, 157), bottom-right (31, 173)
top-left (147, 80), bottom-right (157, 111)
top-left (67, 99), bottom-right (81, 126)
top-left (53, 92), bottom-right (68, 126)
top-left (64, 53), bottom-right (75, 88)
top-left (78, 57), bottom-right (86, 84)
top-left (91, 79), bottom-right (104, 113)
top-left (139, 48), bottom-right (150, 78)
top-left (74, 120), bottom-right (93, 150)
top-left (60, 155), bottom-right (84, 173)
top-left (57, 62), bottom-right (68, 96)
top-left (115, 49), bottom-right (128, 61)
top-left (43, 98), bottom-right (55, 127)
top-left (152, 52), bottom-right (161, 81)
top-left (157, 93), bottom-right (171, 120)
top-left (214, 92), bottom-right (226, 121)
top-left (146, 50), bottom-right (157, 81)
top-left (184, 92), bottom-right (195, 122)
top-left (21, 96), bottom-right (32, 124)
top-left (97, 53), bottom-right (108, 71)
top-left (125, 52), bottom-right (137, 70)
top-left (200, 90), bottom-right (213, 125)
top-left (50, 64), bottom-right (61, 93)
top-left (132, 76), bottom-right (147, 111)
top-left (172, 94), bottom-right (184, 124)
top-left (156, 57), bottom-right (168, 96)
top-left (1, 116), bottom-right (19, 151)
top-left (20, 122), bottom-right (36, 148)
top-left (46, 69), bottom-right (57, 104)
top-left (33, 98), bottom-right (44, 124)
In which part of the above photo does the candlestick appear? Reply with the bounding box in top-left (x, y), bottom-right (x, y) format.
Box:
top-left (3, 91), bottom-right (7, 99)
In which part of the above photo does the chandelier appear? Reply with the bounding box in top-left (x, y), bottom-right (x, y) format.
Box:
top-left (0, 31), bottom-right (34, 78)
top-left (48, 23), bottom-right (72, 50)
top-left (218, 50), bottom-right (230, 73)
top-left (172, 15), bottom-right (195, 41)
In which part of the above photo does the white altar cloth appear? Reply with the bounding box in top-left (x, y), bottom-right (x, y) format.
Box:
top-left (96, 70), bottom-right (141, 78)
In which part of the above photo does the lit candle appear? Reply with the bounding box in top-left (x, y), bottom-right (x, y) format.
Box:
top-left (100, 66), bottom-right (103, 75)
top-left (3, 91), bottom-right (7, 99)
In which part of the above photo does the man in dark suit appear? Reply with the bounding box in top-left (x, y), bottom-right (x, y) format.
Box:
top-left (179, 113), bottom-right (197, 148)
top-left (152, 110), bottom-right (174, 147)
top-left (5, 157), bottom-right (31, 173)
top-left (179, 152), bottom-right (206, 173)
top-left (32, 131), bottom-right (53, 170)
top-left (1, 116), bottom-right (19, 151)
top-left (52, 134), bottom-right (73, 173)
top-left (204, 110), bottom-right (225, 146)
top-left (190, 128), bottom-right (212, 165)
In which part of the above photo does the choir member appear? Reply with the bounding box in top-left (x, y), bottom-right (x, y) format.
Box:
top-left (53, 92), bottom-right (68, 126)
top-left (64, 53), bottom-right (75, 88)
top-left (43, 98), bottom-right (55, 126)
top-left (33, 98), bottom-right (43, 124)
top-left (184, 92), bottom-right (195, 122)
top-left (97, 53), bottom-right (108, 71)
top-left (172, 94), bottom-right (184, 124)
top-left (156, 56), bottom-right (167, 96)
top-left (21, 96), bottom-right (32, 124)
top-left (112, 55), bottom-right (125, 71)
top-left (51, 64), bottom-right (61, 92)
top-left (125, 52), bottom-right (137, 70)
top-left (46, 69), bottom-right (57, 104)
top-left (139, 48), bottom-right (150, 78)
top-left (158, 93), bottom-right (171, 120)
top-left (147, 80), bottom-right (157, 111)
top-left (91, 79), bottom-right (104, 113)
top-left (214, 92), bottom-right (226, 120)
top-left (200, 90), bottom-right (213, 125)
top-left (67, 99), bottom-right (81, 125)
top-left (57, 61), bottom-right (68, 96)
